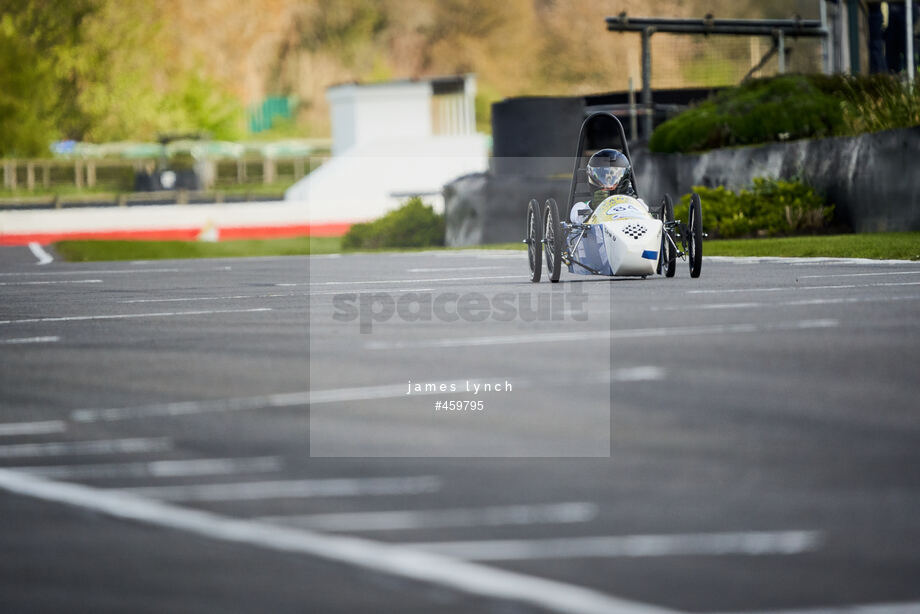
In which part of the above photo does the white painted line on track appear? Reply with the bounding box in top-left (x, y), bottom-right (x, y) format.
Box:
top-left (0, 279), bottom-right (101, 286)
top-left (118, 293), bottom-right (305, 304)
top-left (27, 242), bottom-right (53, 265)
top-left (71, 377), bottom-right (508, 422)
top-left (307, 287), bottom-right (436, 296)
top-left (0, 307), bottom-right (271, 326)
top-left (365, 320), bottom-right (839, 350)
top-left (280, 275), bottom-right (522, 287)
top-left (0, 336), bottom-right (61, 345)
top-left (0, 437), bottom-right (171, 459)
top-left (70, 368), bottom-right (656, 423)
top-left (714, 600), bottom-right (920, 614)
top-left (18, 456), bottom-right (283, 480)
top-left (117, 476), bottom-right (443, 502)
top-left (407, 266), bottom-right (508, 273)
top-left (0, 468), bottom-right (678, 614)
top-left (688, 281), bottom-right (920, 294)
top-left (0, 266), bottom-right (231, 277)
top-left (652, 294), bottom-right (920, 312)
top-left (798, 270), bottom-right (920, 279)
top-left (0, 420), bottom-right (66, 437)
top-left (407, 530), bottom-right (822, 561)
top-left (259, 502), bottom-right (598, 532)
top-left (72, 391), bottom-right (311, 422)
top-left (612, 366), bottom-right (666, 382)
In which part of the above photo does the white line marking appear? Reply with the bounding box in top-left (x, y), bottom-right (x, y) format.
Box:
top-left (0, 468), bottom-right (678, 614)
top-left (0, 266), bottom-right (231, 277)
top-left (307, 287), bottom-right (436, 296)
top-left (117, 476), bottom-right (443, 502)
top-left (27, 242), bottom-right (53, 265)
top-left (0, 437), bottom-right (171, 459)
top-left (18, 456), bottom-right (283, 480)
top-left (259, 502), bottom-right (599, 532)
top-left (0, 420), bottom-right (66, 437)
top-left (0, 279), bottom-right (102, 286)
top-left (0, 336), bottom-right (61, 345)
top-left (688, 281), bottom-right (920, 294)
top-left (407, 266), bottom-right (507, 273)
top-left (798, 270), bottom-right (920, 279)
top-left (365, 320), bottom-right (839, 350)
top-left (71, 368), bottom-right (657, 424)
top-left (0, 307), bottom-right (271, 326)
top-left (714, 600), bottom-right (920, 614)
top-left (71, 377), bottom-right (509, 422)
top-left (612, 366), bottom-right (666, 382)
top-left (280, 275), bottom-right (522, 287)
top-left (407, 530), bottom-right (822, 561)
top-left (118, 293), bottom-right (304, 304)
top-left (653, 294), bottom-right (920, 312)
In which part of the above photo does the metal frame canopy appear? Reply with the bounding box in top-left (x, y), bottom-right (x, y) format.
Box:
top-left (566, 112), bottom-right (635, 214)
top-left (605, 12), bottom-right (829, 138)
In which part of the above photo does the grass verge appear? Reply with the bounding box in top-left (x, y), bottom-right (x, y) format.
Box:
top-left (705, 233), bottom-right (920, 261)
top-left (53, 233), bottom-right (919, 262)
top-left (55, 237), bottom-right (341, 261)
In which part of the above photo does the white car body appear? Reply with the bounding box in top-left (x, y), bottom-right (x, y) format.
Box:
top-left (567, 195), bottom-right (663, 277)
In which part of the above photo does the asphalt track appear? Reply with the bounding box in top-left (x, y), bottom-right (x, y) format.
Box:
top-left (1, 244), bottom-right (919, 614)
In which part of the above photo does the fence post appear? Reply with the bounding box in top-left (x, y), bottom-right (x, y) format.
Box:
top-left (43, 162), bottom-right (50, 189)
top-left (294, 157), bottom-right (305, 179)
top-left (908, 0), bottom-right (915, 84)
top-left (4, 160), bottom-right (17, 190)
top-left (26, 162), bottom-right (35, 191)
top-left (86, 160), bottom-right (96, 188)
top-left (264, 157), bottom-right (276, 184)
top-left (74, 160), bottom-right (83, 189)
top-left (641, 27), bottom-right (653, 140)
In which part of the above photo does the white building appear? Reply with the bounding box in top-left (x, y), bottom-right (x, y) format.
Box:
top-left (285, 74), bottom-right (489, 225)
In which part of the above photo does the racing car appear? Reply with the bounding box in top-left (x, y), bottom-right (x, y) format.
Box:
top-left (526, 111), bottom-right (703, 282)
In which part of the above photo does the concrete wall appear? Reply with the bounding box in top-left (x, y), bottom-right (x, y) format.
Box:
top-left (632, 126), bottom-right (920, 232)
top-left (445, 173), bottom-right (569, 247)
top-left (445, 126), bottom-right (920, 245)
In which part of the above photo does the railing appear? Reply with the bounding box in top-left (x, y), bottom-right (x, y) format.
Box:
top-left (0, 156), bottom-right (330, 193)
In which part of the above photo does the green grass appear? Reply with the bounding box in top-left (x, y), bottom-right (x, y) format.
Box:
top-left (55, 237), bottom-right (341, 261)
top-left (705, 233), bottom-right (920, 261)
top-left (53, 233), bottom-right (919, 263)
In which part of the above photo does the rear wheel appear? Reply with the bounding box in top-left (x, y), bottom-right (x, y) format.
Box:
top-left (660, 194), bottom-right (676, 278)
top-left (543, 198), bottom-right (562, 283)
top-left (688, 192), bottom-right (703, 278)
top-left (527, 199), bottom-right (543, 283)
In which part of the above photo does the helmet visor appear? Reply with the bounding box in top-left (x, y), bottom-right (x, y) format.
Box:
top-left (588, 165), bottom-right (627, 190)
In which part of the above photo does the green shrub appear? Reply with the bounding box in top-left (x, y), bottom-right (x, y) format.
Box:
top-left (650, 73), bottom-right (920, 154)
top-left (675, 178), bottom-right (833, 239)
top-left (342, 197), bottom-right (445, 249)
top-left (650, 75), bottom-right (845, 153)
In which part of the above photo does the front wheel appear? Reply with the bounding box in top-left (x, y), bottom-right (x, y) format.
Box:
top-left (659, 194), bottom-right (676, 278)
top-left (544, 198), bottom-right (562, 283)
top-left (526, 199), bottom-right (543, 282)
top-left (688, 192), bottom-right (703, 278)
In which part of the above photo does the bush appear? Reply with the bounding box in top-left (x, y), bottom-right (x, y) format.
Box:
top-left (649, 73), bottom-right (920, 154)
top-left (674, 178), bottom-right (833, 239)
top-left (650, 75), bottom-right (845, 153)
top-left (342, 197), bottom-right (445, 249)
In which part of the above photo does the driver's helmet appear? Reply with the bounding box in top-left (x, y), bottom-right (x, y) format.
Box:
top-left (586, 148), bottom-right (630, 191)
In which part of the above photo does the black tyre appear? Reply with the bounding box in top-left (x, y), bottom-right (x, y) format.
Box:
top-left (688, 192), bottom-right (703, 278)
top-left (543, 198), bottom-right (563, 283)
top-left (660, 194), bottom-right (676, 278)
top-left (527, 199), bottom-right (543, 283)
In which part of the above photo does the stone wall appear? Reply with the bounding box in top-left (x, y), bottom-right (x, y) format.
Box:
top-left (444, 127), bottom-right (920, 246)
